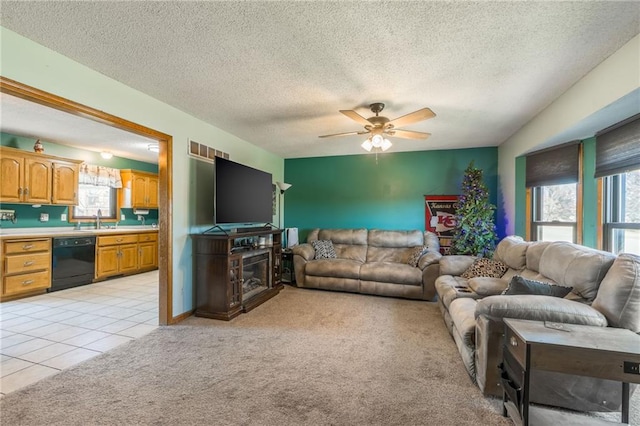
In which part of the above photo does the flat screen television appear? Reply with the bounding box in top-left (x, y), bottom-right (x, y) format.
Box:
top-left (214, 157), bottom-right (273, 225)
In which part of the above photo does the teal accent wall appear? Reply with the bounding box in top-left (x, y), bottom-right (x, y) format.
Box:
top-left (581, 137), bottom-right (598, 247)
top-left (514, 156), bottom-right (527, 237)
top-left (284, 147), bottom-right (499, 242)
top-left (1, 132), bottom-right (158, 229)
top-left (513, 137), bottom-right (599, 248)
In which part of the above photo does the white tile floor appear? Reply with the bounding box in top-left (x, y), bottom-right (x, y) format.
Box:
top-left (0, 270), bottom-right (159, 396)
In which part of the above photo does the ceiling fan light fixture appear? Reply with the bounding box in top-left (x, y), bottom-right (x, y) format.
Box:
top-left (381, 138), bottom-right (392, 151)
top-left (371, 134), bottom-right (384, 148)
top-left (100, 151), bottom-right (113, 159)
top-left (361, 139), bottom-right (373, 152)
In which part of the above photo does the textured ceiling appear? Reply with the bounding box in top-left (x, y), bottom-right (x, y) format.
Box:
top-left (0, 1), bottom-right (638, 159)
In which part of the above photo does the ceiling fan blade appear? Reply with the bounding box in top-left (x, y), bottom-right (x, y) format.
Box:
top-left (318, 130), bottom-right (368, 138)
top-left (387, 108), bottom-right (435, 128)
top-left (388, 129), bottom-right (431, 140)
top-left (340, 110), bottom-right (373, 126)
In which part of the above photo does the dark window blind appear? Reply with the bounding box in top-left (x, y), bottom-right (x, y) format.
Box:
top-left (525, 142), bottom-right (579, 188)
top-left (595, 114), bottom-right (640, 178)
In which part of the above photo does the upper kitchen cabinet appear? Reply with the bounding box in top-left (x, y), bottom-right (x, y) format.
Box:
top-left (120, 169), bottom-right (159, 209)
top-left (0, 146), bottom-right (81, 205)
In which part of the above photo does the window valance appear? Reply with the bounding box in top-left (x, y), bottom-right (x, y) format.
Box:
top-left (79, 164), bottom-right (123, 188)
top-left (595, 113), bottom-right (640, 178)
top-left (525, 141), bottom-right (580, 188)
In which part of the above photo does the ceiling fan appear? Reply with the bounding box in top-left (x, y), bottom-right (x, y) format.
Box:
top-left (319, 102), bottom-right (435, 152)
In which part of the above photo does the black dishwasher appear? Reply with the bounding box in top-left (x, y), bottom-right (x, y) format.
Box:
top-left (51, 236), bottom-right (96, 291)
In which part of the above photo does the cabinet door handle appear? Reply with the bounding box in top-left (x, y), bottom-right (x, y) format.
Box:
top-left (22, 244), bottom-right (34, 250)
top-left (22, 279), bottom-right (35, 286)
top-left (24, 188), bottom-right (29, 195)
top-left (23, 260), bottom-right (35, 266)
top-left (18, 187), bottom-right (23, 195)
top-left (116, 238), bottom-right (123, 242)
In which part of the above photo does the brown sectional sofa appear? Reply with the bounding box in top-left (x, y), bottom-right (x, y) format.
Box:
top-left (435, 236), bottom-right (640, 413)
top-left (292, 228), bottom-right (442, 300)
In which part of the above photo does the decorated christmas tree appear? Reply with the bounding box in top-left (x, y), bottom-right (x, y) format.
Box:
top-left (450, 161), bottom-right (497, 257)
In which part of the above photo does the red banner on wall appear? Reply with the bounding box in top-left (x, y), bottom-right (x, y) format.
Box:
top-left (425, 195), bottom-right (458, 254)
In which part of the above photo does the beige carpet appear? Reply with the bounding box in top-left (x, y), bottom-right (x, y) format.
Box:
top-left (0, 286), bottom-right (632, 425)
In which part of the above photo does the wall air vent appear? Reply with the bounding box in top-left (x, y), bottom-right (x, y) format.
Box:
top-left (188, 139), bottom-right (229, 163)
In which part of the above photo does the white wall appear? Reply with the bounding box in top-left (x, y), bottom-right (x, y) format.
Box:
top-left (0, 27), bottom-right (284, 317)
top-left (498, 34), bottom-right (640, 235)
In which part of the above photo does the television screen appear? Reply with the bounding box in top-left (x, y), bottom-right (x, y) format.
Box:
top-left (215, 158), bottom-right (273, 225)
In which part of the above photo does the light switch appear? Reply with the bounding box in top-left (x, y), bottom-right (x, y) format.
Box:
top-left (61, 213), bottom-right (67, 221)
top-left (121, 214), bottom-right (126, 220)
top-left (40, 213), bottom-right (49, 222)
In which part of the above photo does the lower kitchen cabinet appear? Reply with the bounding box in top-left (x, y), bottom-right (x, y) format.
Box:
top-left (138, 233), bottom-right (158, 270)
top-left (96, 234), bottom-right (139, 279)
top-left (95, 232), bottom-right (158, 280)
top-left (1, 238), bottom-right (52, 301)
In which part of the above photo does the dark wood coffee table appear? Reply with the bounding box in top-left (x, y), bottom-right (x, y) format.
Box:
top-left (502, 318), bottom-right (640, 425)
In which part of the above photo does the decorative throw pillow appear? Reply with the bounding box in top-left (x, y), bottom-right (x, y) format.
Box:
top-left (407, 246), bottom-right (429, 267)
top-left (311, 240), bottom-right (337, 259)
top-left (461, 258), bottom-right (508, 279)
top-left (502, 275), bottom-right (573, 298)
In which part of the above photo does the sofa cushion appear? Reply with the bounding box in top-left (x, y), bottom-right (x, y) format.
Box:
top-left (311, 240), bottom-right (336, 259)
top-left (525, 241), bottom-right (552, 272)
top-left (366, 229), bottom-right (425, 263)
top-left (493, 236), bottom-right (528, 270)
top-left (305, 258), bottom-right (362, 279)
top-left (462, 258), bottom-right (508, 279)
top-left (439, 255), bottom-right (476, 276)
top-left (502, 275), bottom-right (572, 298)
top-left (316, 229), bottom-right (368, 262)
top-left (539, 242), bottom-right (616, 302)
top-left (360, 262), bottom-right (422, 286)
top-left (406, 246), bottom-right (429, 267)
top-left (592, 253), bottom-right (640, 333)
top-left (467, 277), bottom-right (509, 296)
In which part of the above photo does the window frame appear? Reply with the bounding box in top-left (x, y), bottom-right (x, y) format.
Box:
top-left (69, 184), bottom-right (119, 223)
top-left (601, 171), bottom-right (640, 254)
top-left (526, 145), bottom-right (583, 244)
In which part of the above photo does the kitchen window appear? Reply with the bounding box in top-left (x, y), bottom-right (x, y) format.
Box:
top-left (71, 164), bottom-right (122, 221)
top-left (73, 184), bottom-right (117, 219)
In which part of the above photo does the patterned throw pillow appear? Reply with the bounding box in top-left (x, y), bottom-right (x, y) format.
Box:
top-left (461, 258), bottom-right (508, 279)
top-left (311, 240), bottom-right (337, 259)
top-left (407, 246), bottom-right (429, 267)
top-left (502, 275), bottom-right (573, 298)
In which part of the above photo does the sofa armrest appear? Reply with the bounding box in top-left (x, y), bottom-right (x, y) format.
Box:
top-left (292, 243), bottom-right (315, 261)
top-left (418, 251), bottom-right (442, 270)
top-left (439, 255), bottom-right (476, 276)
top-left (475, 295), bottom-right (608, 327)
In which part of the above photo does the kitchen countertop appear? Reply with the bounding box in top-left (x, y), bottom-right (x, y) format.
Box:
top-left (0, 226), bottom-right (159, 239)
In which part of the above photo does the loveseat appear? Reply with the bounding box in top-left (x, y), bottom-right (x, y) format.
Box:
top-left (435, 236), bottom-right (640, 412)
top-left (292, 228), bottom-right (442, 300)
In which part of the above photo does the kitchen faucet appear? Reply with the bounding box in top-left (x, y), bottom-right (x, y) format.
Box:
top-left (96, 209), bottom-right (102, 229)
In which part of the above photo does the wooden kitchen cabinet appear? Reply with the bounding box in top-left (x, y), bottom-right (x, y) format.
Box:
top-left (1, 238), bottom-right (52, 301)
top-left (95, 232), bottom-right (158, 279)
top-left (138, 233), bottom-right (158, 270)
top-left (96, 234), bottom-right (139, 279)
top-left (0, 147), bottom-right (81, 205)
top-left (120, 169), bottom-right (159, 209)
top-left (51, 159), bottom-right (80, 204)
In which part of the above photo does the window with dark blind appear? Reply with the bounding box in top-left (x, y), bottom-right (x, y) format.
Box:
top-left (595, 113), bottom-right (640, 178)
top-left (526, 141), bottom-right (581, 244)
top-left (525, 142), bottom-right (580, 188)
